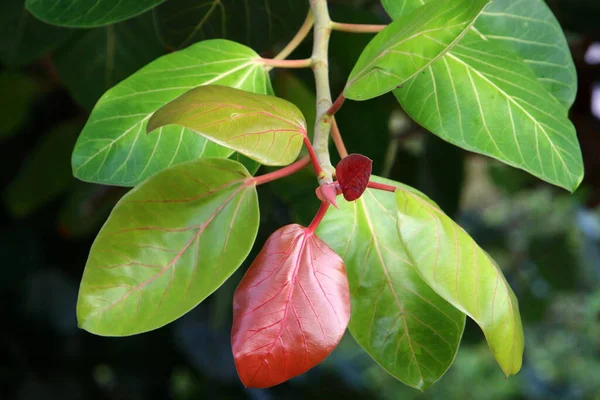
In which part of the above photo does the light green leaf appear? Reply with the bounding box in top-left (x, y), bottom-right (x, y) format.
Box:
top-left (394, 31), bottom-right (583, 191)
top-left (317, 177), bottom-right (465, 390)
top-left (153, 0), bottom-right (308, 53)
top-left (77, 158), bottom-right (259, 336)
top-left (148, 85), bottom-right (306, 166)
top-left (71, 39), bottom-right (271, 187)
top-left (475, 0), bottom-right (577, 109)
top-left (0, 0), bottom-right (73, 66)
top-left (382, 0), bottom-right (577, 109)
top-left (395, 186), bottom-right (524, 376)
top-left (54, 13), bottom-right (165, 110)
top-left (344, 0), bottom-right (489, 101)
top-left (229, 153), bottom-right (261, 175)
top-left (4, 121), bottom-right (80, 218)
top-left (26, 0), bottom-right (165, 27)
top-left (272, 71), bottom-right (316, 140)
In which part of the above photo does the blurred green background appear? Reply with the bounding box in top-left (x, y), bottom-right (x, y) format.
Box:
top-left (1, 0), bottom-right (600, 399)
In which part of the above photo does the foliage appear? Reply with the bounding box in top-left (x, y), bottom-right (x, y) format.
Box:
top-left (2, 0), bottom-right (587, 393)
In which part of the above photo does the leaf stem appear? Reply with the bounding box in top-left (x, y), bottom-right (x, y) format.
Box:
top-left (274, 11), bottom-right (315, 60)
top-left (307, 201), bottom-right (330, 234)
top-left (261, 58), bottom-right (313, 69)
top-left (330, 22), bottom-right (387, 33)
top-left (326, 93), bottom-right (345, 116)
top-left (251, 156), bottom-right (311, 186)
top-left (304, 137), bottom-right (326, 178)
top-left (367, 181), bottom-right (397, 193)
top-left (310, 0), bottom-right (335, 184)
top-left (330, 118), bottom-right (348, 159)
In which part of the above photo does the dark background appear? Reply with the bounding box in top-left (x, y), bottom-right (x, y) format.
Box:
top-left (1, 0), bottom-right (600, 399)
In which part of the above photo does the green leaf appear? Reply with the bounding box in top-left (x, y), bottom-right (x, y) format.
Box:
top-left (71, 39), bottom-right (272, 187)
top-left (382, 0), bottom-right (577, 109)
top-left (474, 0), bottom-right (577, 109)
top-left (317, 177), bottom-right (465, 390)
top-left (395, 186), bottom-right (524, 376)
top-left (4, 121), bottom-right (80, 218)
top-left (147, 85), bottom-right (306, 166)
top-left (344, 0), bottom-right (489, 101)
top-left (394, 31), bottom-right (583, 191)
top-left (77, 158), bottom-right (259, 336)
top-left (0, 0), bottom-right (73, 65)
top-left (229, 153), bottom-right (260, 175)
top-left (153, 0), bottom-right (308, 53)
top-left (54, 13), bottom-right (165, 110)
top-left (272, 72), bottom-right (316, 140)
top-left (25, 0), bottom-right (165, 27)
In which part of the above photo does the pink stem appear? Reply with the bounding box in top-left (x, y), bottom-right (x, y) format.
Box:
top-left (251, 156), bottom-right (311, 186)
top-left (330, 118), bottom-right (348, 159)
top-left (304, 136), bottom-right (325, 178)
top-left (307, 201), bottom-right (330, 234)
top-left (367, 181), bottom-right (397, 193)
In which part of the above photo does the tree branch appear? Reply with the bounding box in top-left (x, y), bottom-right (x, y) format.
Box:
top-left (310, 0), bottom-right (335, 184)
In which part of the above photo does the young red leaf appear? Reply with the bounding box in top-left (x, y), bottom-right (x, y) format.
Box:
top-left (335, 154), bottom-right (373, 201)
top-left (232, 224), bottom-right (350, 388)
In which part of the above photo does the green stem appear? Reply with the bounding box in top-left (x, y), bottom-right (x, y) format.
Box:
top-left (261, 58), bottom-right (313, 68)
top-left (331, 22), bottom-right (387, 33)
top-left (274, 11), bottom-right (314, 60)
top-left (310, 0), bottom-right (335, 184)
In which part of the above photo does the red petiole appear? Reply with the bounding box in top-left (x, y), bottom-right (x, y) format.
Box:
top-left (307, 201), bottom-right (330, 234)
top-left (367, 181), bottom-right (397, 193)
top-left (250, 156), bottom-right (311, 186)
top-left (327, 93), bottom-right (346, 116)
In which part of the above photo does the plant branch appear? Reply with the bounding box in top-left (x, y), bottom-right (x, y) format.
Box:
top-left (331, 22), bottom-right (387, 33)
top-left (310, 0), bottom-right (335, 184)
top-left (251, 156), bottom-right (311, 186)
top-left (261, 58), bottom-right (313, 68)
top-left (274, 11), bottom-right (314, 60)
top-left (367, 181), bottom-right (397, 193)
top-left (330, 118), bottom-right (348, 159)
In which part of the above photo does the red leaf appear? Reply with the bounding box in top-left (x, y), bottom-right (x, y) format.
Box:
top-left (335, 154), bottom-right (373, 201)
top-left (232, 224), bottom-right (351, 388)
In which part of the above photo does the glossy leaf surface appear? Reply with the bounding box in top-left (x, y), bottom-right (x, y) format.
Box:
top-left (382, 0), bottom-right (577, 109)
top-left (148, 85), bottom-right (306, 166)
top-left (395, 187), bottom-right (524, 376)
top-left (344, 0), bottom-right (489, 100)
top-left (71, 40), bottom-right (271, 187)
top-left (335, 154), bottom-right (372, 201)
top-left (54, 13), bottom-right (164, 110)
top-left (77, 158), bottom-right (259, 336)
top-left (317, 177), bottom-right (465, 390)
top-left (232, 224), bottom-right (350, 388)
top-left (394, 31), bottom-right (583, 191)
top-left (26, 0), bottom-right (165, 27)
